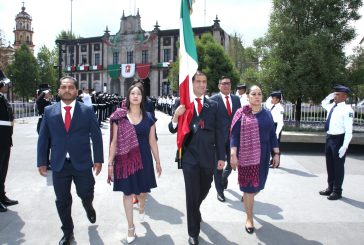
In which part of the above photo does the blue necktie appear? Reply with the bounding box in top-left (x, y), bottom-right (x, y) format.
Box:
top-left (324, 103), bottom-right (337, 132)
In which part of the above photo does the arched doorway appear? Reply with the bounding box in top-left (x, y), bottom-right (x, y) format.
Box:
top-left (142, 77), bottom-right (151, 97)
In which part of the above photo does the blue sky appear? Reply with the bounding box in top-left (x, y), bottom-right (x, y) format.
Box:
top-left (0, 0), bottom-right (363, 55)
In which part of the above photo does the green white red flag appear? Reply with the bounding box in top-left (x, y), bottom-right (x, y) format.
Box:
top-left (177, 0), bottom-right (198, 149)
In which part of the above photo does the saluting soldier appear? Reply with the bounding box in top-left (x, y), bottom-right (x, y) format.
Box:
top-left (319, 85), bottom-right (354, 200)
top-left (0, 70), bottom-right (18, 212)
top-left (265, 91), bottom-right (284, 167)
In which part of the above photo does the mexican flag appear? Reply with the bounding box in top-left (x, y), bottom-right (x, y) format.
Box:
top-left (177, 0), bottom-right (198, 149)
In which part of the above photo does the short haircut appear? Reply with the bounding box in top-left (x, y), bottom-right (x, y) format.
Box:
top-left (192, 70), bottom-right (207, 82)
top-left (219, 76), bottom-right (231, 84)
top-left (59, 76), bottom-right (78, 89)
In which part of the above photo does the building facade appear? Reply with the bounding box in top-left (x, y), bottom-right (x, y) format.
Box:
top-left (56, 10), bottom-right (230, 97)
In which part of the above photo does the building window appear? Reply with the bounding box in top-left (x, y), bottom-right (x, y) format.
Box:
top-left (70, 53), bottom-right (75, 66)
top-left (113, 52), bottom-right (119, 64)
top-left (163, 70), bottom-right (169, 79)
top-left (163, 37), bottom-right (171, 46)
top-left (94, 53), bottom-right (100, 65)
top-left (142, 50), bottom-right (148, 64)
top-left (127, 51), bottom-right (133, 63)
top-left (81, 73), bottom-right (87, 81)
top-left (81, 54), bottom-right (87, 64)
top-left (81, 45), bottom-right (87, 52)
top-left (163, 49), bottom-right (171, 62)
top-left (94, 73), bottom-right (100, 80)
top-left (94, 44), bottom-right (100, 51)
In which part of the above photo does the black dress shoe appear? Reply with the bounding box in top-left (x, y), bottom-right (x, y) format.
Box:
top-left (59, 233), bottom-right (74, 245)
top-left (188, 236), bottom-right (199, 245)
top-left (327, 192), bottom-right (342, 200)
top-left (1, 196), bottom-right (18, 206)
top-left (85, 206), bottom-right (96, 223)
top-left (0, 202), bottom-right (7, 212)
top-left (319, 188), bottom-right (332, 196)
top-left (245, 226), bottom-right (255, 234)
top-left (217, 192), bottom-right (225, 202)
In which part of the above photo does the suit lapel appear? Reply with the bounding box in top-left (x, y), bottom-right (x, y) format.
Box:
top-left (69, 102), bottom-right (80, 132)
top-left (54, 102), bottom-right (66, 132)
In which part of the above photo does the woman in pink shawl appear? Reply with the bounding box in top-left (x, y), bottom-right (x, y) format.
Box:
top-left (230, 85), bottom-right (280, 234)
top-left (108, 84), bottom-right (162, 243)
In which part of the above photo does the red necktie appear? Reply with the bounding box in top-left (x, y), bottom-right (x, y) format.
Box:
top-left (225, 95), bottom-right (232, 116)
top-left (196, 98), bottom-right (202, 115)
top-left (64, 106), bottom-right (72, 132)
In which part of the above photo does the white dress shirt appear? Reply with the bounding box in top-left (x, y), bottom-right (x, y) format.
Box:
top-left (321, 93), bottom-right (354, 148)
top-left (265, 96), bottom-right (284, 138)
top-left (60, 100), bottom-right (76, 158)
top-left (219, 92), bottom-right (232, 113)
top-left (172, 94), bottom-right (204, 129)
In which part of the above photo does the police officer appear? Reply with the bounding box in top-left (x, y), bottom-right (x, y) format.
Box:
top-left (319, 85), bottom-right (354, 200)
top-left (36, 84), bottom-right (52, 133)
top-left (266, 91), bottom-right (284, 167)
top-left (0, 70), bottom-right (18, 212)
top-left (236, 84), bottom-right (249, 106)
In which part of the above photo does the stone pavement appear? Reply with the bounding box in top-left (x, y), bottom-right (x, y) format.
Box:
top-left (1, 111), bottom-right (364, 245)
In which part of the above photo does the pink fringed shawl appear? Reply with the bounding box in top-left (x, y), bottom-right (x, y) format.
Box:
top-left (231, 105), bottom-right (261, 188)
top-left (110, 108), bottom-right (143, 179)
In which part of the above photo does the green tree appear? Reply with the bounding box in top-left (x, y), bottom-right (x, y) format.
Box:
top-left (169, 33), bottom-right (239, 94)
top-left (196, 33), bottom-right (239, 93)
top-left (7, 44), bottom-right (39, 101)
top-left (57, 30), bottom-right (78, 40)
top-left (349, 46), bottom-right (364, 101)
top-left (37, 45), bottom-right (58, 91)
top-left (261, 0), bottom-right (362, 122)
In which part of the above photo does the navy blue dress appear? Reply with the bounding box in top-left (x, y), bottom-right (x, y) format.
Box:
top-left (113, 112), bottom-right (158, 195)
top-left (231, 109), bottom-right (278, 193)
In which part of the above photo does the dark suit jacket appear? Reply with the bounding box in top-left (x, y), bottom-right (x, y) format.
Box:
top-left (168, 97), bottom-right (225, 169)
top-left (210, 93), bottom-right (241, 143)
top-left (37, 101), bottom-right (104, 172)
top-left (0, 94), bottom-right (13, 148)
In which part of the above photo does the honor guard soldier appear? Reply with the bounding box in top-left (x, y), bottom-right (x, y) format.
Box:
top-left (0, 70), bottom-right (18, 212)
top-left (36, 84), bottom-right (52, 133)
top-left (236, 83), bottom-right (249, 106)
top-left (265, 91), bottom-right (284, 167)
top-left (319, 84), bottom-right (354, 200)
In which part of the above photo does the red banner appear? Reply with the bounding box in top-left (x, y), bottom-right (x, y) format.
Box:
top-left (136, 63), bottom-right (150, 79)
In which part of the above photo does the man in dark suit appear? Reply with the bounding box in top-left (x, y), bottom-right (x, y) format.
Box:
top-left (0, 70), bottom-right (18, 212)
top-left (169, 71), bottom-right (225, 245)
top-left (37, 76), bottom-right (104, 245)
top-left (210, 76), bottom-right (241, 202)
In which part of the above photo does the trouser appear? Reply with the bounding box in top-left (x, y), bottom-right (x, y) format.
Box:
top-left (182, 163), bottom-right (213, 237)
top-left (53, 159), bottom-right (95, 236)
top-left (270, 123), bottom-right (282, 161)
top-left (214, 141), bottom-right (231, 193)
top-left (325, 134), bottom-right (345, 194)
top-left (0, 147), bottom-right (11, 199)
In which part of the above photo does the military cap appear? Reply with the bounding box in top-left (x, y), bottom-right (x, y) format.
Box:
top-left (237, 84), bottom-right (247, 89)
top-left (334, 84), bottom-right (351, 94)
top-left (270, 91), bottom-right (282, 100)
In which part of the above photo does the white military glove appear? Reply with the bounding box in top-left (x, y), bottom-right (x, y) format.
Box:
top-left (338, 146), bottom-right (347, 158)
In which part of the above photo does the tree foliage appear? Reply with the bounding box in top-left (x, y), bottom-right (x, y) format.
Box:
top-left (196, 33), bottom-right (239, 93)
top-left (261, 0), bottom-right (362, 104)
top-left (37, 45), bottom-right (58, 91)
top-left (7, 44), bottom-right (39, 101)
top-left (169, 33), bottom-right (239, 94)
top-left (348, 46), bottom-right (364, 101)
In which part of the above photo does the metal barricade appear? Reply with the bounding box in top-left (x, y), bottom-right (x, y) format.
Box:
top-left (10, 102), bottom-right (37, 119)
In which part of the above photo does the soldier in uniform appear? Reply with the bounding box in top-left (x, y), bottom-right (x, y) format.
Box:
top-left (265, 91), bottom-right (284, 167)
top-left (319, 85), bottom-right (354, 200)
top-left (0, 70), bottom-right (18, 212)
top-left (236, 83), bottom-right (249, 106)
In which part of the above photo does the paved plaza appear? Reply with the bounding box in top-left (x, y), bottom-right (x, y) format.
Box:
top-left (1, 111), bottom-right (364, 245)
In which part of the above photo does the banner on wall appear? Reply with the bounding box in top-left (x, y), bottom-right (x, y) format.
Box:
top-left (121, 64), bottom-right (135, 78)
top-left (136, 63), bottom-right (150, 79)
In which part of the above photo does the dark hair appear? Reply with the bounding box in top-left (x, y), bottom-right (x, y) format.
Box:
top-left (192, 70), bottom-right (207, 82)
top-left (131, 79), bottom-right (144, 86)
top-left (125, 83), bottom-right (145, 114)
top-left (59, 76), bottom-right (78, 89)
top-left (219, 76), bottom-right (231, 84)
top-left (247, 85), bottom-right (261, 94)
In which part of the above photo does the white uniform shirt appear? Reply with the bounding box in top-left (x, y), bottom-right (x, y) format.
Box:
top-left (265, 96), bottom-right (284, 138)
top-left (239, 93), bottom-right (249, 107)
top-left (82, 93), bottom-right (93, 107)
top-left (321, 93), bottom-right (354, 148)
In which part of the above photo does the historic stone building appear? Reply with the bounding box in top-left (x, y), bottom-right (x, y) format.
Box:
top-left (13, 3), bottom-right (35, 53)
top-left (56, 10), bottom-right (230, 97)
